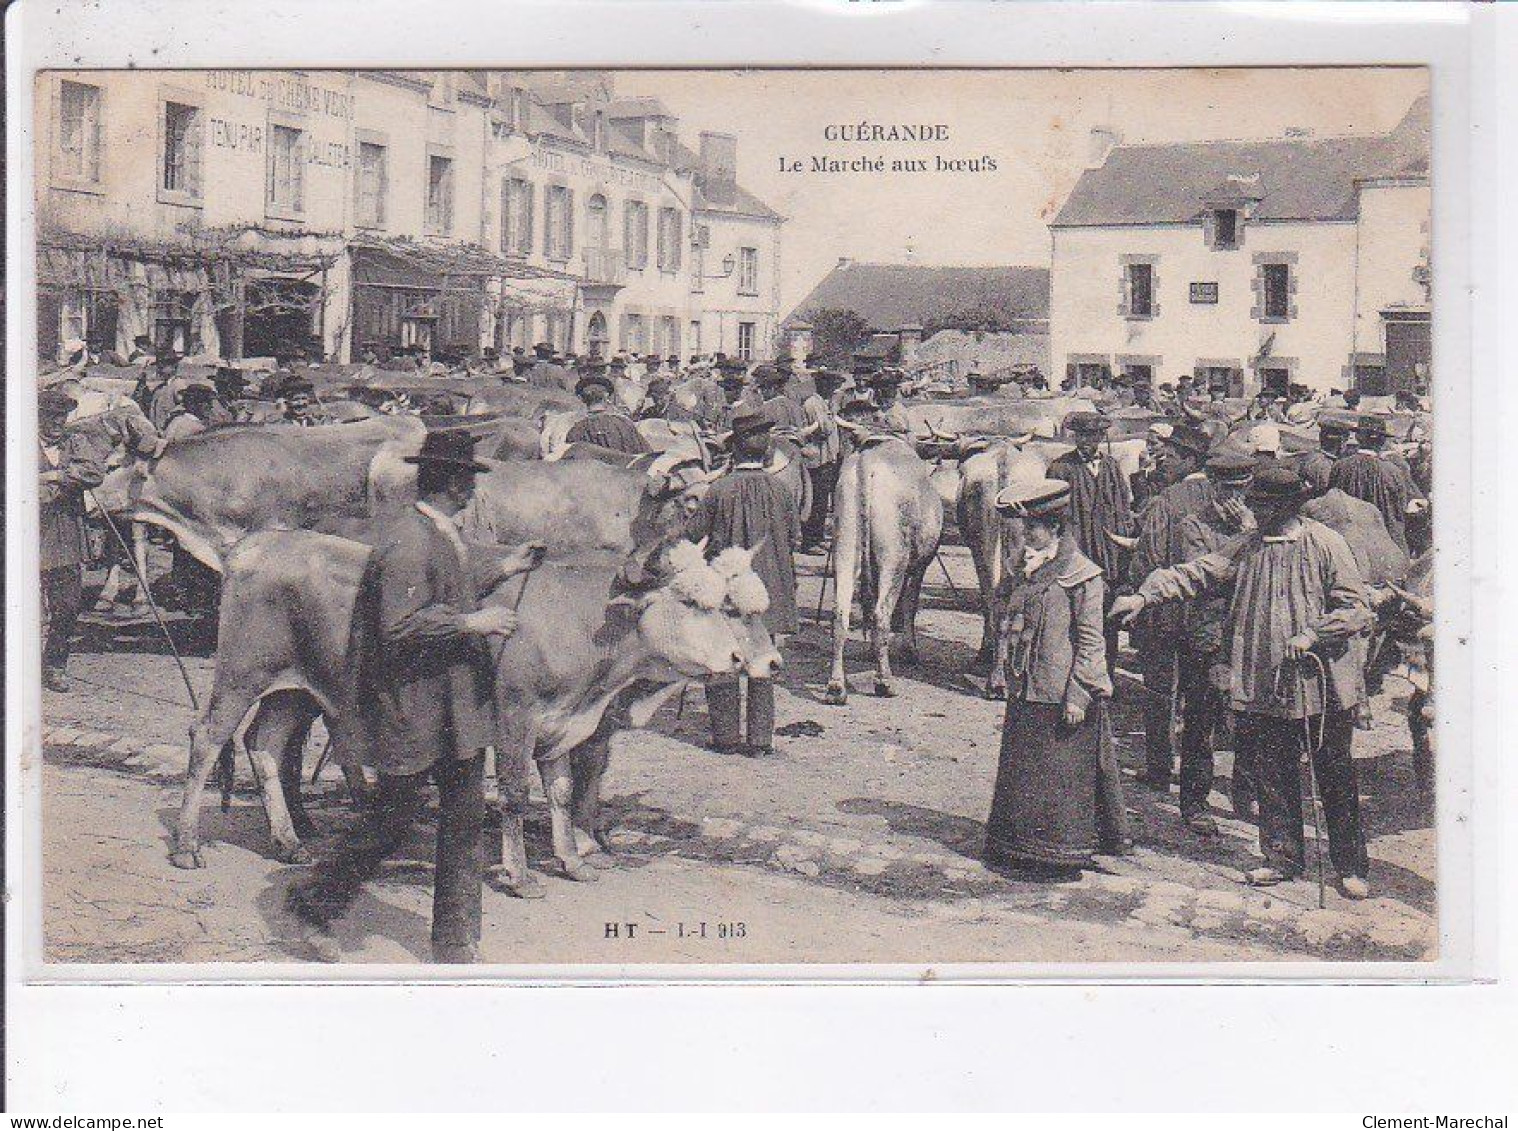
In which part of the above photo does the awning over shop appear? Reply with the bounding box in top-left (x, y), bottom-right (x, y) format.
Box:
top-left (351, 242), bottom-right (444, 292)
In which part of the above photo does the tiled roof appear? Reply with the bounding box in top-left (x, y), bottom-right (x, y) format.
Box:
top-left (1053, 93), bottom-right (1430, 228)
top-left (785, 263), bottom-right (1051, 331)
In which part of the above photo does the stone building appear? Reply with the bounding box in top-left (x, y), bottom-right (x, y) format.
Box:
top-left (1047, 93), bottom-right (1431, 396)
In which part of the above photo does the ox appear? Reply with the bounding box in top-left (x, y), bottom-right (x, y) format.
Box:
top-left (130, 415), bottom-right (427, 573)
top-left (825, 436), bottom-right (944, 703)
top-left (169, 532), bottom-right (778, 882)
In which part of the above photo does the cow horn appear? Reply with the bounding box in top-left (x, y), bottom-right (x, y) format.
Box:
top-left (1105, 530), bottom-right (1139, 551)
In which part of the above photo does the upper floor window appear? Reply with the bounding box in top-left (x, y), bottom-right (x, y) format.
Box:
top-left (738, 247), bottom-right (759, 295)
top-left (1213, 208), bottom-right (1239, 250)
top-left (426, 153), bottom-right (454, 234)
top-left (161, 100), bottom-right (203, 200)
top-left (1255, 259), bottom-right (1295, 323)
top-left (656, 207), bottom-right (682, 272)
top-left (592, 111), bottom-right (607, 154)
top-left (356, 140), bottom-right (388, 228)
top-left (585, 193), bottom-right (609, 249)
top-left (57, 80), bottom-right (103, 185)
top-left (737, 321), bottom-right (756, 362)
top-left (501, 177), bottom-right (534, 255)
top-left (1122, 259), bottom-right (1156, 319)
top-left (545, 185), bottom-right (574, 261)
top-left (624, 200), bottom-right (650, 269)
top-left (266, 123), bottom-right (306, 215)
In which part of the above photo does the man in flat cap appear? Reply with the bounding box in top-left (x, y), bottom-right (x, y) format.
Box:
top-left (686, 407), bottom-right (800, 758)
top-left (566, 365), bottom-right (650, 455)
top-left (39, 387), bottom-right (108, 692)
top-left (1047, 411), bottom-right (1135, 669)
top-left (1114, 462), bottom-right (1373, 896)
top-left (1328, 413), bottom-right (1427, 555)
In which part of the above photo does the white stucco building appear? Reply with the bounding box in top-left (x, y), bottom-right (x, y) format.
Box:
top-left (34, 68), bottom-right (785, 364)
top-left (1048, 94), bottom-right (1430, 397)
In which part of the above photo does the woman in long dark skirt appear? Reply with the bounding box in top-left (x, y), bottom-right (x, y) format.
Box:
top-left (985, 478), bottom-right (1130, 878)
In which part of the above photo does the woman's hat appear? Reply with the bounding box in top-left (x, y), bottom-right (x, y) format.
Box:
top-left (403, 428), bottom-right (491, 473)
top-left (728, 407), bottom-right (776, 439)
top-left (994, 477), bottom-right (1072, 518)
top-left (1246, 462), bottom-right (1307, 502)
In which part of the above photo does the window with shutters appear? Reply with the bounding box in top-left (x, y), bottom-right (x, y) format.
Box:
top-left (160, 100), bottom-right (203, 203)
top-left (545, 185), bottom-right (573, 261)
top-left (425, 153), bottom-right (454, 235)
top-left (266, 123), bottom-right (306, 217)
top-left (501, 177), bottom-right (534, 255)
top-left (662, 316), bottom-right (679, 358)
top-left (356, 140), bottom-right (388, 229)
top-left (56, 80), bottom-right (103, 187)
top-left (656, 207), bottom-right (682, 272)
top-left (737, 321), bottom-right (756, 362)
top-left (689, 320), bottom-right (702, 356)
top-left (624, 200), bottom-right (649, 269)
top-left (738, 247), bottom-right (759, 296)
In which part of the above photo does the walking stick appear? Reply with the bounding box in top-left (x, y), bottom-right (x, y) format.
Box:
top-left (1281, 652), bottom-right (1331, 910)
top-left (933, 549), bottom-right (963, 604)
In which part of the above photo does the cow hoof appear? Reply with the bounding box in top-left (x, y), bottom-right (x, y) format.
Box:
top-left (169, 848), bottom-right (204, 870)
top-left (874, 680), bottom-right (897, 698)
top-left (274, 843), bottom-right (313, 865)
top-left (823, 683), bottom-right (848, 705)
top-left (559, 858), bottom-right (601, 883)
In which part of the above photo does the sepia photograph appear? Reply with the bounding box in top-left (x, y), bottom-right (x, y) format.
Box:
top-left (26, 63), bottom-right (1440, 969)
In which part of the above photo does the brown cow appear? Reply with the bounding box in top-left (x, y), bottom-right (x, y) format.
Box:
top-left (169, 532), bottom-right (780, 879)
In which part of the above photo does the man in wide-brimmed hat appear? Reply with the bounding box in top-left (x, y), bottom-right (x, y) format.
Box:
top-left (527, 340), bottom-right (574, 393)
top-left (755, 363), bottom-right (806, 431)
top-left (276, 373), bottom-right (333, 427)
top-left (1296, 414), bottom-right (1351, 496)
top-left (686, 407), bottom-right (799, 759)
top-left (290, 429), bottom-right (525, 960)
top-left (1125, 418), bottom-right (1219, 798)
top-left (208, 366), bottom-right (254, 426)
top-left (867, 366), bottom-right (913, 435)
top-left (566, 366), bottom-right (650, 455)
top-left (1328, 412), bottom-right (1426, 554)
top-left (1114, 461), bottom-right (1373, 897)
top-left (1047, 410), bottom-right (1135, 669)
top-left (39, 387), bottom-right (107, 692)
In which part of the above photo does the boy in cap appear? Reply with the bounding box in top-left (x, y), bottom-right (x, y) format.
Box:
top-left (39, 387), bottom-right (107, 691)
top-left (290, 430), bottom-right (526, 959)
top-left (1113, 462), bottom-right (1373, 896)
top-left (686, 408), bottom-right (799, 757)
top-left (566, 367), bottom-right (650, 455)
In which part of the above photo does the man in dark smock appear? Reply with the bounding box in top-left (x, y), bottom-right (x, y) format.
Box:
top-left (1328, 414), bottom-right (1425, 555)
top-left (565, 369), bottom-right (650, 455)
top-left (288, 430), bottom-right (523, 960)
top-left (756, 364), bottom-right (807, 431)
top-left (686, 408), bottom-right (799, 757)
top-left (1114, 463), bottom-right (1373, 897)
top-left (984, 478), bottom-right (1127, 877)
top-left (1046, 411), bottom-right (1135, 668)
top-left (527, 342), bottom-right (574, 393)
top-left (1296, 416), bottom-right (1350, 497)
top-left (1125, 422), bottom-right (1215, 800)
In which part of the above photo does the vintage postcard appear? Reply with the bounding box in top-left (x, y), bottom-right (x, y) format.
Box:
top-left (26, 65), bottom-right (1439, 970)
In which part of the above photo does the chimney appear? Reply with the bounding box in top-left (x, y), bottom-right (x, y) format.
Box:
top-left (1087, 125), bottom-right (1121, 168)
top-left (699, 130), bottom-right (738, 205)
